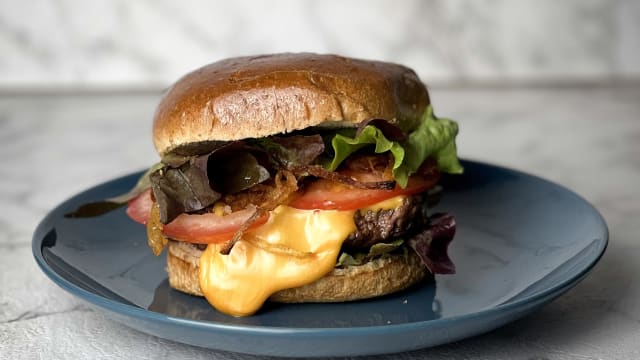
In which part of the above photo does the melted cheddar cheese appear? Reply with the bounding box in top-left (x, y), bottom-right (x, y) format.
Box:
top-left (360, 195), bottom-right (406, 212)
top-left (199, 205), bottom-right (357, 316)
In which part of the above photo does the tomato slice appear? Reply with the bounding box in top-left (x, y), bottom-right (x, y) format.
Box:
top-left (126, 189), bottom-right (268, 244)
top-left (288, 173), bottom-right (438, 211)
top-left (126, 189), bottom-right (154, 225)
top-left (162, 208), bottom-right (267, 244)
top-left (288, 177), bottom-right (435, 210)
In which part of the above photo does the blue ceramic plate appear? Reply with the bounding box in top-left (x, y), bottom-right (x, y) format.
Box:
top-left (33, 160), bottom-right (607, 357)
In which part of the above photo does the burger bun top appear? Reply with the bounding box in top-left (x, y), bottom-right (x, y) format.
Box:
top-left (153, 53), bottom-right (430, 157)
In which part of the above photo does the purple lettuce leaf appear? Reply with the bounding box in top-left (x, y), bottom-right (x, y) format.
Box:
top-left (150, 156), bottom-right (222, 224)
top-left (407, 212), bottom-right (456, 274)
top-left (251, 134), bottom-right (325, 168)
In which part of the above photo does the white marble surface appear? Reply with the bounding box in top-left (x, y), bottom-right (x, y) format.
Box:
top-left (2, 0), bottom-right (640, 89)
top-left (1, 86), bottom-right (639, 359)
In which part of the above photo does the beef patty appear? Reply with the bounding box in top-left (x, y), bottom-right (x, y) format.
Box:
top-left (343, 194), bottom-right (427, 249)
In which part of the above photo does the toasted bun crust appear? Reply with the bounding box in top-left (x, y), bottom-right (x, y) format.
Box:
top-left (166, 241), bottom-right (429, 303)
top-left (153, 53), bottom-right (430, 157)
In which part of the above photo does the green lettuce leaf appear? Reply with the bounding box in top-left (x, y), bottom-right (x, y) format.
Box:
top-left (399, 106), bottom-right (463, 179)
top-left (326, 106), bottom-right (462, 187)
top-left (335, 239), bottom-right (404, 267)
top-left (328, 126), bottom-right (406, 177)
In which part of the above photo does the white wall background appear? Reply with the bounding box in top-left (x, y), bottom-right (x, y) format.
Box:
top-left (1, 0), bottom-right (639, 90)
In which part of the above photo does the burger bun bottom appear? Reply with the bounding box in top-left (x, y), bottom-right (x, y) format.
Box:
top-left (166, 240), bottom-right (430, 303)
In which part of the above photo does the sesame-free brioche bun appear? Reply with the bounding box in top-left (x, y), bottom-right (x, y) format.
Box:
top-left (153, 53), bottom-right (430, 157)
top-left (166, 240), bottom-right (429, 303)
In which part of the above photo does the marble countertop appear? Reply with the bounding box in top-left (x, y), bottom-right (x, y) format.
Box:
top-left (1, 85), bottom-right (639, 359)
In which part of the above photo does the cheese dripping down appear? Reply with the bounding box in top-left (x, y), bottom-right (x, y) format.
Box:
top-left (198, 196), bottom-right (406, 316)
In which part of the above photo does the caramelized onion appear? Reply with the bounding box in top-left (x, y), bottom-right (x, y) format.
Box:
top-left (219, 206), bottom-right (266, 255)
top-left (222, 170), bottom-right (299, 211)
top-left (219, 170), bottom-right (299, 254)
top-left (147, 202), bottom-right (169, 256)
top-left (290, 165), bottom-right (395, 190)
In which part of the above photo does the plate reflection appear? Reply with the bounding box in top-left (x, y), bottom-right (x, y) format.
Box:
top-left (149, 279), bottom-right (441, 328)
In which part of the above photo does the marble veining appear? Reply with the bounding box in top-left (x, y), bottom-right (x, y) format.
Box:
top-left (1, 86), bottom-right (639, 358)
top-left (0, 0), bottom-right (639, 89)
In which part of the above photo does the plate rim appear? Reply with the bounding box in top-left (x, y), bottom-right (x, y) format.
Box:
top-left (32, 159), bottom-right (609, 337)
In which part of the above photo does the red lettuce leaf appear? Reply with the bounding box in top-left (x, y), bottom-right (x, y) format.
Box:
top-left (252, 134), bottom-right (325, 168)
top-left (208, 150), bottom-right (270, 194)
top-left (150, 156), bottom-right (221, 224)
top-left (407, 212), bottom-right (456, 274)
top-left (150, 142), bottom-right (273, 224)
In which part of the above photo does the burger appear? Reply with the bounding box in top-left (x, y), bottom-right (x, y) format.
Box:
top-left (74, 53), bottom-right (463, 316)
